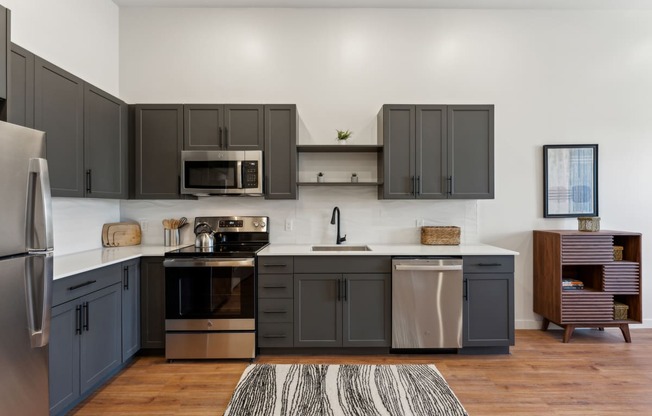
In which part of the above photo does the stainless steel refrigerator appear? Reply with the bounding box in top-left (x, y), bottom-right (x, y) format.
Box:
top-left (0, 121), bottom-right (53, 415)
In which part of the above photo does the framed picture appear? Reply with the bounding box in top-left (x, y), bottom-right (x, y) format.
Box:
top-left (543, 144), bottom-right (598, 218)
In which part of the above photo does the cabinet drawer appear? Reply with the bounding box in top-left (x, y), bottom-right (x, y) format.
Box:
top-left (463, 256), bottom-right (514, 274)
top-left (258, 274), bottom-right (293, 298)
top-left (258, 256), bottom-right (293, 274)
top-left (53, 264), bottom-right (122, 306)
top-left (294, 256), bottom-right (391, 274)
top-left (258, 299), bottom-right (293, 323)
top-left (258, 323), bottom-right (293, 347)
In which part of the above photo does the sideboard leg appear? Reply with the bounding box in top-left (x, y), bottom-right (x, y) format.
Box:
top-left (562, 325), bottom-right (575, 343)
top-left (620, 324), bottom-right (632, 343)
top-left (541, 318), bottom-right (550, 331)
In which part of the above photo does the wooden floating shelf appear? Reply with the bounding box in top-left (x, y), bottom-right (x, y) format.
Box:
top-left (297, 181), bottom-right (383, 186)
top-left (296, 144), bottom-right (383, 153)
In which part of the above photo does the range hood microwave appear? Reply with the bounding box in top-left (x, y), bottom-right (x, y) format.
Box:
top-left (180, 150), bottom-right (263, 196)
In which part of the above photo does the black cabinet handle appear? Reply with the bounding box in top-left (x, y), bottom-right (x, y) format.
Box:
top-left (343, 279), bottom-right (347, 301)
top-left (123, 266), bottom-right (129, 290)
top-left (219, 127), bottom-right (223, 148)
top-left (410, 176), bottom-right (415, 195)
top-left (262, 264), bottom-right (287, 267)
top-left (463, 280), bottom-right (468, 300)
top-left (447, 176), bottom-right (452, 195)
top-left (68, 280), bottom-right (97, 291)
top-left (75, 305), bottom-right (82, 334)
top-left (477, 263), bottom-right (502, 267)
top-left (86, 169), bottom-right (92, 194)
top-left (262, 334), bottom-right (286, 339)
top-left (416, 176), bottom-right (421, 196)
top-left (263, 310), bottom-right (288, 314)
top-left (82, 302), bottom-right (89, 332)
top-left (262, 285), bottom-right (287, 289)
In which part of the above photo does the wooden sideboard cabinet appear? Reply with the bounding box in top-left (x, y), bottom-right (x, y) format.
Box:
top-left (533, 230), bottom-right (642, 343)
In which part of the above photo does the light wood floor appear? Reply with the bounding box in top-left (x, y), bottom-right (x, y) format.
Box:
top-left (71, 328), bottom-right (652, 415)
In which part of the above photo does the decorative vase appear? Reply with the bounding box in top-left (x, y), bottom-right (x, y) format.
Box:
top-left (337, 140), bottom-right (347, 145)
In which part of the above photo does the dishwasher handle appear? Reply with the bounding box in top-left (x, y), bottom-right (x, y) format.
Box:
top-left (394, 264), bottom-right (462, 272)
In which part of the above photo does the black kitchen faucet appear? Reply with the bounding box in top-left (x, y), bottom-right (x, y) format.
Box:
top-left (330, 206), bottom-right (346, 245)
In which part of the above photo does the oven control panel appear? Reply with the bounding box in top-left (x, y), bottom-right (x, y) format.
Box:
top-left (196, 216), bottom-right (268, 233)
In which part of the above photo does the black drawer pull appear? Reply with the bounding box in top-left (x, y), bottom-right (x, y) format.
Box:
top-left (262, 334), bottom-right (287, 339)
top-left (263, 310), bottom-right (288, 314)
top-left (476, 263), bottom-right (502, 267)
top-left (68, 280), bottom-right (97, 291)
top-left (262, 285), bottom-right (287, 289)
top-left (262, 264), bottom-right (288, 267)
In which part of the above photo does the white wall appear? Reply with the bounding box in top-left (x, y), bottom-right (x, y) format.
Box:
top-left (2, 0), bottom-right (122, 254)
top-left (118, 7), bottom-right (652, 329)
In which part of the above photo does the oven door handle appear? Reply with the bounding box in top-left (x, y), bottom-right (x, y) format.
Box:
top-left (163, 258), bottom-right (255, 268)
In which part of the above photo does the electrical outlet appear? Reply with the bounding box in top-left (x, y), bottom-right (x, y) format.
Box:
top-left (285, 218), bottom-right (294, 231)
top-left (139, 219), bottom-right (149, 232)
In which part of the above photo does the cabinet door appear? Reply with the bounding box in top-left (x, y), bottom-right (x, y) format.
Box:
top-left (294, 274), bottom-right (342, 347)
top-left (264, 104), bottom-right (297, 199)
top-left (35, 57), bottom-right (84, 197)
top-left (224, 104), bottom-right (264, 150)
top-left (448, 105), bottom-right (494, 199)
top-left (342, 274), bottom-right (391, 347)
top-left (381, 105), bottom-right (415, 199)
top-left (49, 301), bottom-right (81, 415)
top-left (84, 84), bottom-right (128, 199)
top-left (183, 104), bottom-right (224, 150)
top-left (140, 257), bottom-right (166, 349)
top-left (133, 105), bottom-right (183, 199)
top-left (0, 6), bottom-right (7, 102)
top-left (8, 43), bottom-right (35, 127)
top-left (79, 283), bottom-right (122, 395)
top-left (463, 273), bottom-right (514, 347)
top-left (121, 260), bottom-right (141, 361)
top-left (415, 105), bottom-right (447, 199)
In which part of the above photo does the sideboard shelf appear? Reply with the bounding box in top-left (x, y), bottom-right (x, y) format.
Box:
top-left (533, 230), bottom-right (642, 343)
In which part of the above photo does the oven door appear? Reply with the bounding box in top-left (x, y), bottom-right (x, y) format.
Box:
top-left (164, 257), bottom-right (255, 330)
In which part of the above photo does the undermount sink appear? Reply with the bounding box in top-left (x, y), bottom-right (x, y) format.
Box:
top-left (311, 245), bottom-right (372, 252)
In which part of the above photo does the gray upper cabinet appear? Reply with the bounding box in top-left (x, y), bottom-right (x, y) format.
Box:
top-left (83, 83), bottom-right (128, 199)
top-left (8, 43), bottom-right (34, 127)
top-left (379, 104), bottom-right (494, 200)
top-left (0, 5), bottom-right (8, 104)
top-left (35, 57), bottom-right (85, 197)
top-left (448, 105), bottom-right (494, 199)
top-left (133, 105), bottom-right (183, 199)
top-left (183, 104), bottom-right (263, 150)
top-left (264, 104), bottom-right (297, 199)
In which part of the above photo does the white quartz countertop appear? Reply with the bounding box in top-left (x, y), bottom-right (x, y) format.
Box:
top-left (257, 243), bottom-right (519, 257)
top-left (53, 244), bottom-right (191, 280)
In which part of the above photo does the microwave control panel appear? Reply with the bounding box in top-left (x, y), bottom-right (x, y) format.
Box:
top-left (243, 161), bottom-right (259, 188)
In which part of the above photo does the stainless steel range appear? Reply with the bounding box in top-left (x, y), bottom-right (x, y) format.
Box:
top-left (163, 216), bottom-right (268, 360)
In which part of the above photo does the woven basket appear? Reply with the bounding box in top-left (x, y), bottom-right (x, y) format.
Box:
top-left (421, 226), bottom-right (460, 245)
top-left (578, 217), bottom-right (600, 232)
top-left (613, 245), bottom-right (624, 261)
top-left (614, 302), bottom-right (628, 320)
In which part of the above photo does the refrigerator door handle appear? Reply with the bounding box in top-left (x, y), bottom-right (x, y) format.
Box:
top-left (26, 158), bottom-right (54, 252)
top-left (25, 253), bottom-right (53, 348)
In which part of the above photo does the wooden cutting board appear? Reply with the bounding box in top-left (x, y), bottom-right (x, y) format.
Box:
top-left (102, 222), bottom-right (141, 247)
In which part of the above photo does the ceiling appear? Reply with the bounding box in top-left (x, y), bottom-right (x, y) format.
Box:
top-left (110, 0), bottom-right (652, 9)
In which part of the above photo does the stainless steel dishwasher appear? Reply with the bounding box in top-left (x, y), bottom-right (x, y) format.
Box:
top-left (392, 258), bottom-right (463, 349)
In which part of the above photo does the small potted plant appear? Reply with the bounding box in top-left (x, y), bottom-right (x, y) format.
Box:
top-left (317, 172), bottom-right (324, 183)
top-left (336, 129), bottom-right (352, 144)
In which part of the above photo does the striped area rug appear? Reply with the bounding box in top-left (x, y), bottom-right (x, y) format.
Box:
top-left (224, 364), bottom-right (468, 416)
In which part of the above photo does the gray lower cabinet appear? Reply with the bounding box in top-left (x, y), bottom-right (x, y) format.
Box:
top-left (378, 104), bottom-right (494, 200)
top-left (257, 256), bottom-right (294, 348)
top-left (132, 105), bottom-right (183, 199)
top-left (264, 104), bottom-right (297, 199)
top-left (49, 275), bottom-right (122, 416)
top-left (140, 257), bottom-right (166, 349)
top-left (462, 256), bottom-right (515, 348)
top-left (292, 256), bottom-right (392, 348)
top-left (121, 259), bottom-right (141, 360)
top-left (183, 104), bottom-right (264, 150)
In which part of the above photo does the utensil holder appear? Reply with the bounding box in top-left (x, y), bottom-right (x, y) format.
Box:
top-left (164, 229), bottom-right (180, 246)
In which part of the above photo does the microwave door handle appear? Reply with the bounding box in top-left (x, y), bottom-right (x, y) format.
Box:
top-left (236, 160), bottom-right (243, 189)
